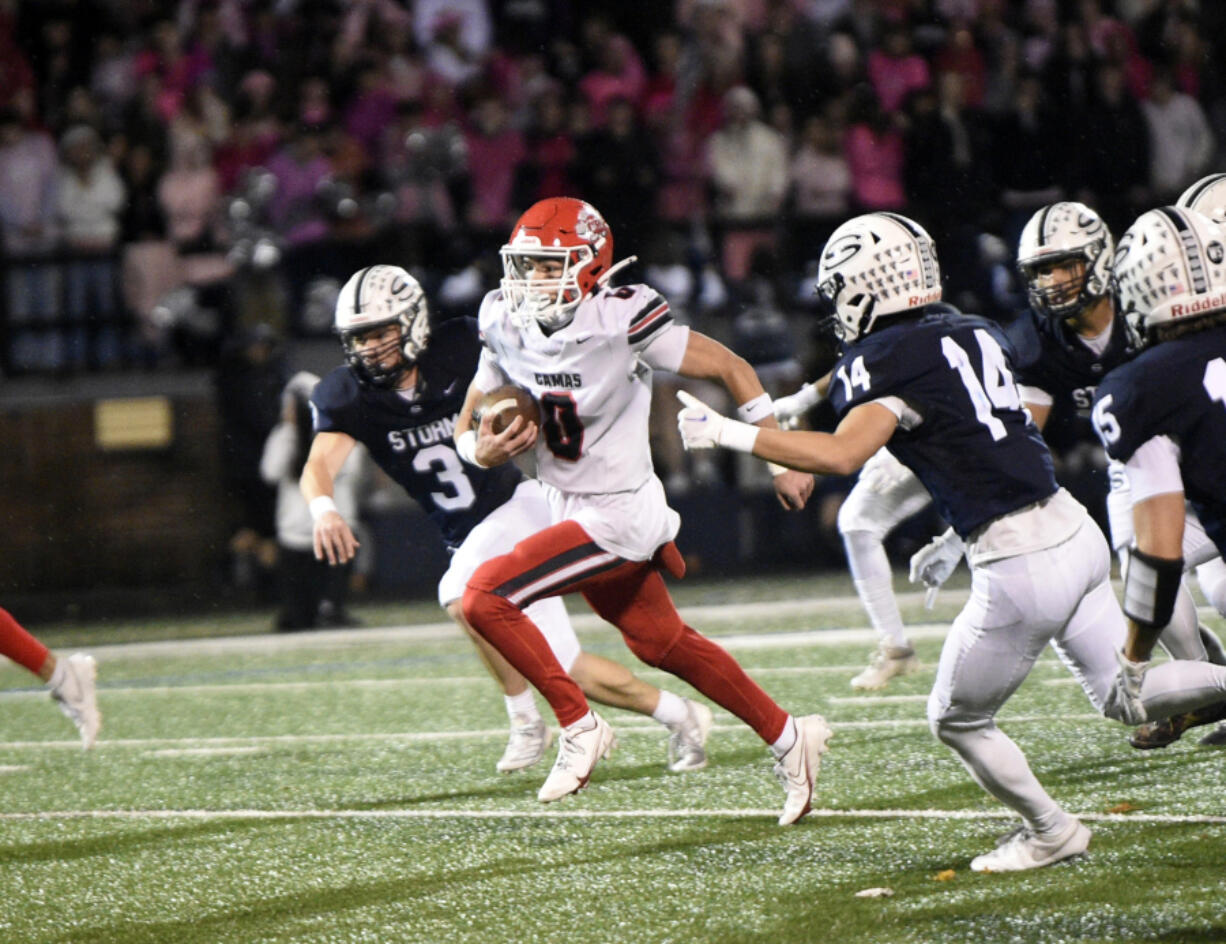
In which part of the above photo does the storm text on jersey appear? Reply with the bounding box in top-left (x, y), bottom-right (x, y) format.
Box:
top-left (388, 415), bottom-right (458, 451)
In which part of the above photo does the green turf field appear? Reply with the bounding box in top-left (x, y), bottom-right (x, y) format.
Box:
top-left (1, 574), bottom-right (1223, 943)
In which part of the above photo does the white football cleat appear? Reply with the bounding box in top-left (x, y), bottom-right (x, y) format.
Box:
top-left (537, 712), bottom-right (616, 803)
top-left (970, 818), bottom-right (1091, 873)
top-left (666, 700), bottom-right (713, 772)
top-left (496, 715), bottom-right (553, 773)
top-left (48, 653), bottom-right (100, 750)
top-left (850, 641), bottom-right (920, 691)
top-left (774, 714), bottom-right (833, 825)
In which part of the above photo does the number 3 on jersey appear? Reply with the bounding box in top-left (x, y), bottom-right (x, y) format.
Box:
top-left (941, 329), bottom-right (1020, 441)
top-left (541, 392), bottom-right (584, 461)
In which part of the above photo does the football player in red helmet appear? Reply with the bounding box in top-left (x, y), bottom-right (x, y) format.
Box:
top-left (498, 197), bottom-right (620, 331)
top-left (454, 197), bottom-right (827, 820)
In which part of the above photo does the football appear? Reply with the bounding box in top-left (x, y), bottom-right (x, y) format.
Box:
top-left (475, 384), bottom-right (540, 435)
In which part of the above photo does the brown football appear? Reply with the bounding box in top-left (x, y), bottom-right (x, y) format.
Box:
top-left (475, 384), bottom-right (540, 435)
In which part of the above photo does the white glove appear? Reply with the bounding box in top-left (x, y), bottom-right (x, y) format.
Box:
top-left (676, 390), bottom-right (759, 452)
top-left (908, 528), bottom-right (965, 608)
top-left (772, 382), bottom-right (822, 430)
top-left (1104, 650), bottom-right (1148, 726)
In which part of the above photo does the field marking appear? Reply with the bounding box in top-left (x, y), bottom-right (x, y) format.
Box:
top-left (147, 747), bottom-right (266, 758)
top-left (0, 807), bottom-right (1221, 825)
top-left (0, 765), bottom-right (29, 774)
top-left (0, 714), bottom-right (1111, 751)
top-left (69, 599), bottom-right (965, 660)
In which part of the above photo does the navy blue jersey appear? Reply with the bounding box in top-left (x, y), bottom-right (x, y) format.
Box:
top-left (1004, 307), bottom-right (1137, 415)
top-left (828, 307), bottom-right (1058, 539)
top-left (311, 317), bottom-right (522, 549)
top-left (1092, 325), bottom-right (1226, 556)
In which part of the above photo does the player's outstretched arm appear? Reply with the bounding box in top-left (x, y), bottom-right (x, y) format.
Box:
top-left (301, 430), bottom-right (361, 565)
top-left (676, 330), bottom-right (815, 509)
top-left (678, 394), bottom-right (897, 478)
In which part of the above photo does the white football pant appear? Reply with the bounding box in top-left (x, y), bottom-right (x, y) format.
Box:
top-left (928, 517), bottom-right (1226, 834)
top-left (837, 448), bottom-right (933, 647)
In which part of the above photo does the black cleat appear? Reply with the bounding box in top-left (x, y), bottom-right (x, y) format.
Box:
top-left (1129, 699), bottom-right (1226, 750)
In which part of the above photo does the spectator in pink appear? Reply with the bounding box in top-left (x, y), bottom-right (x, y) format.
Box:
top-left (578, 17), bottom-right (647, 128)
top-left (159, 137), bottom-right (222, 252)
top-left (265, 122), bottom-right (332, 246)
top-left (867, 24), bottom-right (930, 114)
top-left (462, 95), bottom-right (525, 243)
top-left (343, 61), bottom-right (398, 153)
top-left (133, 18), bottom-right (212, 120)
top-left (788, 113), bottom-right (851, 269)
top-left (515, 88), bottom-right (576, 204)
top-left (933, 22), bottom-right (985, 109)
top-left (844, 85), bottom-right (905, 211)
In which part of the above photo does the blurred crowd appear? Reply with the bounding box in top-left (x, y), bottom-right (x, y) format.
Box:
top-left (2, 0), bottom-right (1223, 591)
top-left (2, 0), bottom-right (1223, 375)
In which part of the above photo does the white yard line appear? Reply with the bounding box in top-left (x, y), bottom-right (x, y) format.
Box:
top-left (0, 806), bottom-right (1221, 825)
top-left (73, 602), bottom-right (962, 660)
top-left (0, 715), bottom-right (1108, 751)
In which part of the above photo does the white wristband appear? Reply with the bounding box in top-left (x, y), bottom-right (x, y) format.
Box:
top-left (718, 419), bottom-right (760, 453)
top-left (767, 462), bottom-right (789, 476)
top-left (309, 495), bottom-right (338, 521)
top-left (736, 393), bottom-right (774, 424)
top-left (455, 429), bottom-right (487, 467)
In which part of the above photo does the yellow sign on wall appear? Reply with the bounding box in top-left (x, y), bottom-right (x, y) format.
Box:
top-left (94, 397), bottom-right (174, 450)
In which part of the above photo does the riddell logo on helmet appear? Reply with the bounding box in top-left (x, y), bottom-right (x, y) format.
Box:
top-left (1170, 292), bottom-right (1226, 317)
top-left (908, 290), bottom-right (942, 306)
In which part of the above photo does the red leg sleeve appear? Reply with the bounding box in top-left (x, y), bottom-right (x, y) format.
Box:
top-left (0, 607), bottom-right (49, 676)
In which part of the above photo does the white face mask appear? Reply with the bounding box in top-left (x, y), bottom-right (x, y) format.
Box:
top-left (500, 246), bottom-right (589, 330)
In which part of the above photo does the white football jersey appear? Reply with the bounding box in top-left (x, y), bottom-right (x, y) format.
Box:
top-left (476, 283), bottom-right (689, 496)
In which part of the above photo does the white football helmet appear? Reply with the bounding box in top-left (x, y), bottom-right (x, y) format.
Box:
top-left (1016, 201), bottom-right (1114, 322)
top-left (1176, 172), bottom-right (1226, 224)
top-left (816, 212), bottom-right (942, 341)
top-left (1113, 206), bottom-right (1226, 346)
top-left (334, 264), bottom-right (430, 388)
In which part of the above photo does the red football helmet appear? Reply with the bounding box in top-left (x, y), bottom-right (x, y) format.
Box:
top-left (500, 197), bottom-right (614, 329)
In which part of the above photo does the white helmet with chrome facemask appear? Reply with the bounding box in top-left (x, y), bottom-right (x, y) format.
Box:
top-left (1016, 201), bottom-right (1114, 323)
top-left (334, 265), bottom-right (430, 389)
top-left (815, 211), bottom-right (942, 342)
top-left (1113, 206), bottom-right (1226, 348)
top-left (1177, 172), bottom-right (1226, 224)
